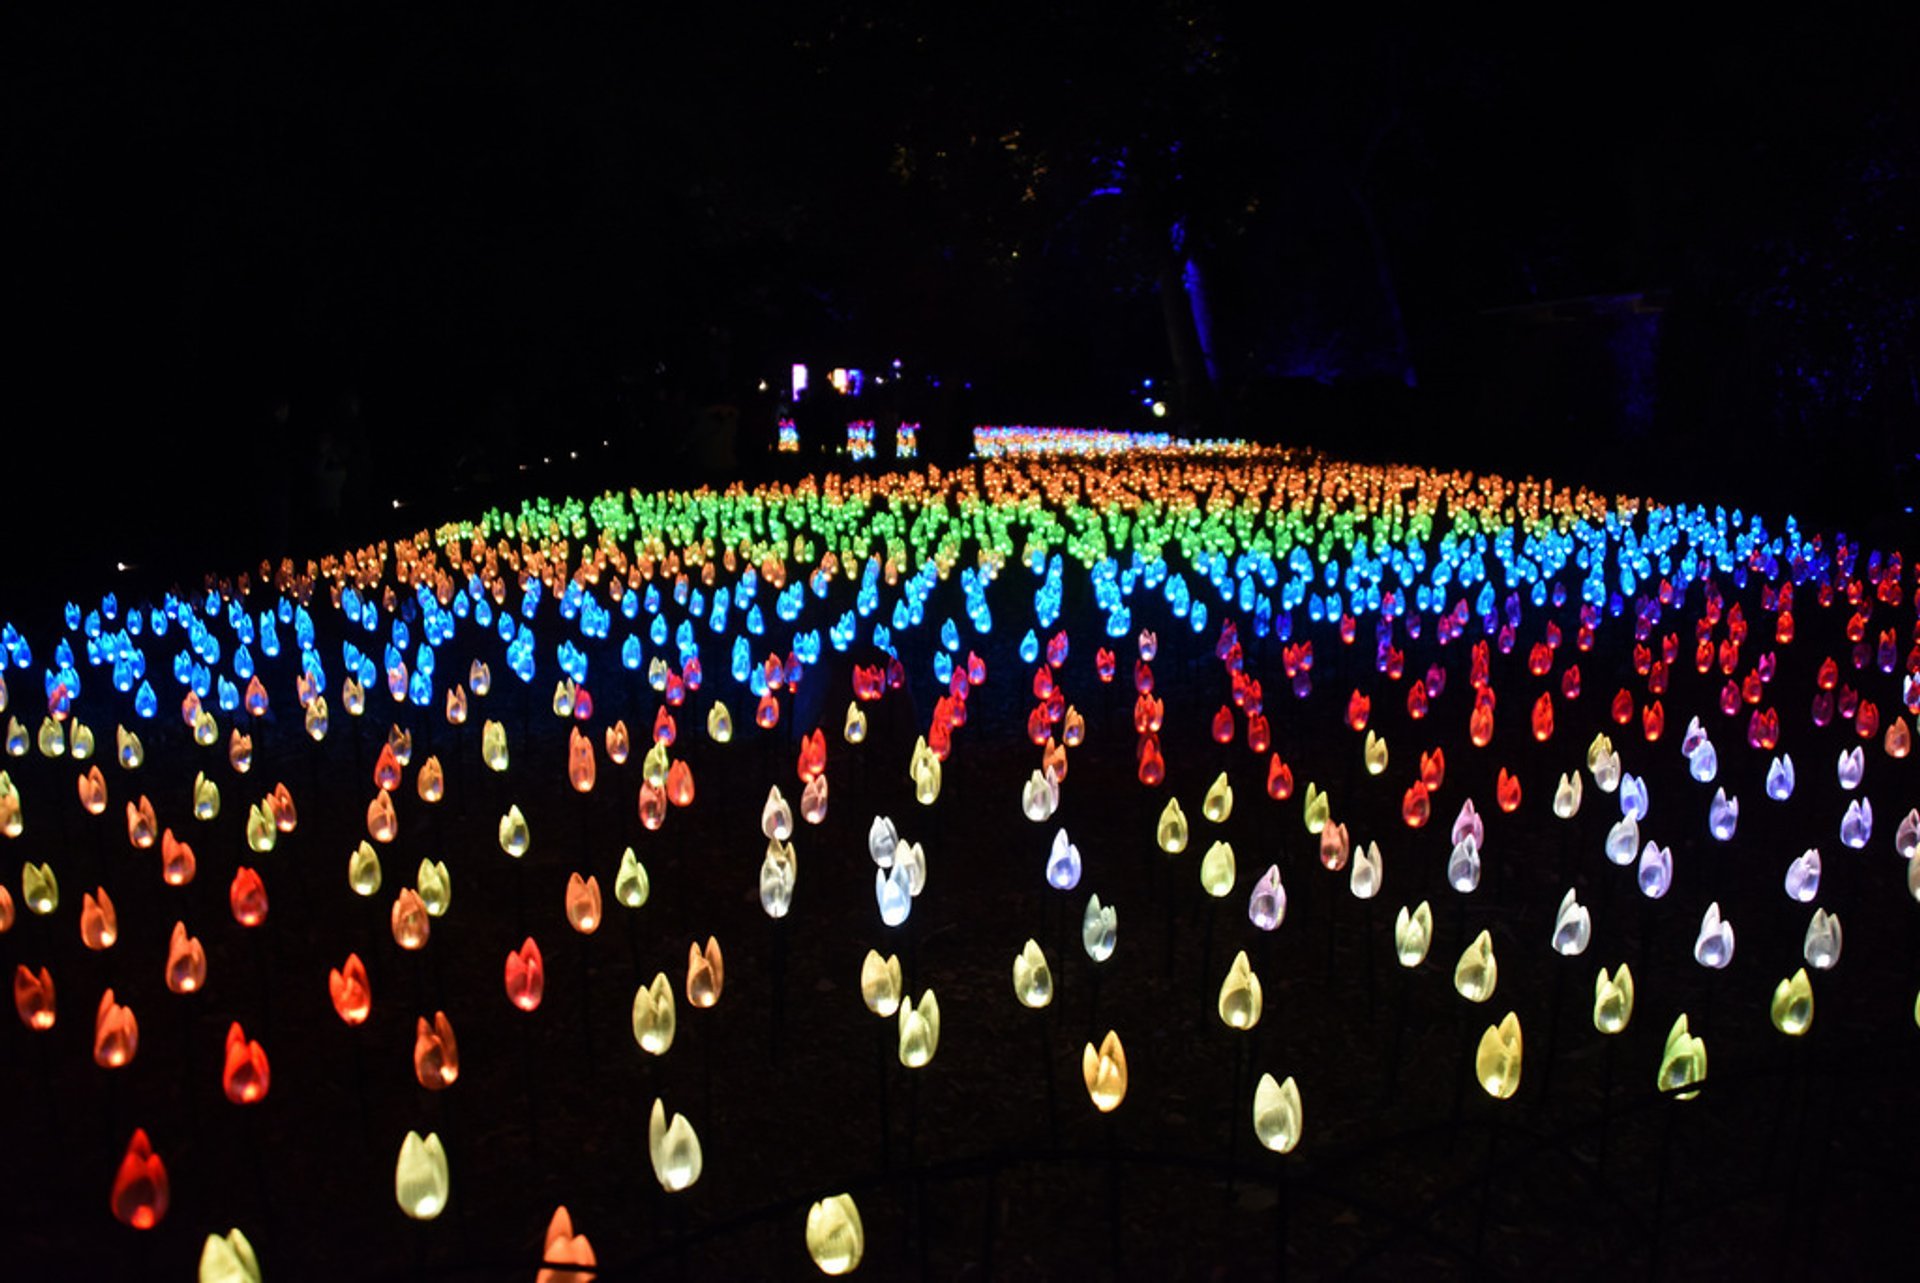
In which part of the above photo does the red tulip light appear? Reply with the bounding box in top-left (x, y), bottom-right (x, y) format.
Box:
top-left (1497, 769), bottom-right (1523, 813)
top-left (222, 1022), bottom-right (271, 1104)
top-left (13, 964), bottom-right (55, 1030)
top-left (413, 1011), bottom-right (460, 1090)
top-left (110, 1129), bottom-right (169, 1229)
top-left (330, 953), bottom-right (372, 1024)
top-left (505, 937), bottom-right (545, 1012)
top-left (229, 867), bottom-right (268, 927)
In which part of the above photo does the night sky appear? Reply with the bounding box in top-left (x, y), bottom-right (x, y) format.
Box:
top-left (12, 9), bottom-right (1918, 584)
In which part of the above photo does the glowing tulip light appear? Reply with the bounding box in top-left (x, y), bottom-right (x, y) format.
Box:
top-left (395, 1130), bottom-right (450, 1219)
top-left (806, 1192), bottom-right (866, 1275)
top-left (1081, 1029), bottom-right (1128, 1111)
top-left (1252, 1073), bottom-right (1303, 1153)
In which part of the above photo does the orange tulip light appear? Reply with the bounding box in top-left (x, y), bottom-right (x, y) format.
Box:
top-left (222, 1022), bottom-right (271, 1104)
top-left (1469, 702), bottom-right (1494, 748)
top-left (505, 938), bottom-right (544, 1012)
top-left (127, 795), bottom-right (157, 849)
top-left (413, 1011), bottom-right (460, 1090)
top-left (160, 828), bottom-right (196, 886)
top-left (391, 888), bottom-right (431, 950)
top-left (165, 922), bottom-right (206, 994)
top-left (666, 759), bottom-right (695, 808)
top-left (686, 937), bottom-right (723, 1008)
top-left (798, 728), bottom-right (827, 781)
top-left (1420, 748), bottom-right (1446, 791)
top-left (330, 953), bottom-right (372, 1025)
top-left (229, 867), bottom-right (268, 927)
top-left (565, 873), bottom-right (603, 934)
top-left (606, 719), bottom-right (631, 764)
top-left (567, 728), bottom-right (596, 793)
top-left (1531, 692), bottom-right (1554, 742)
top-left (1402, 781), bottom-right (1431, 829)
top-left (417, 755), bottom-right (445, 804)
top-left (1266, 754), bottom-right (1294, 800)
top-left (367, 790), bottom-right (398, 843)
top-left (373, 742), bottom-right (403, 792)
top-left (80, 886), bottom-right (118, 950)
top-left (538, 1205), bottom-right (597, 1283)
top-left (1346, 690), bottom-right (1370, 731)
top-left (110, 1128), bottom-right (169, 1229)
top-left (1496, 769), bottom-right (1523, 813)
top-left (269, 782), bottom-right (297, 832)
top-left (1082, 1029), bottom-right (1128, 1112)
top-left (0, 884), bottom-right (11, 933)
top-left (1643, 700), bottom-right (1665, 742)
top-left (95, 988), bottom-right (139, 1067)
top-left (229, 728), bottom-right (252, 774)
top-left (13, 963), bottom-right (55, 1030)
top-left (78, 764), bottom-right (107, 815)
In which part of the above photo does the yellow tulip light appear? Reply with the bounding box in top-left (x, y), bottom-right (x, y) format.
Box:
top-left (416, 860), bottom-right (451, 917)
top-left (898, 989), bottom-right (940, 1067)
top-left (642, 741), bottom-right (671, 789)
top-left (1199, 840), bottom-right (1236, 897)
top-left (1770, 968), bottom-right (1813, 1036)
top-left (197, 1227), bottom-right (261, 1283)
top-left (1475, 1011), bottom-right (1523, 1099)
top-left (1302, 783), bottom-right (1329, 835)
top-left (1012, 938), bottom-right (1053, 1009)
top-left (1363, 730), bottom-right (1389, 776)
top-left (498, 804), bottom-right (530, 857)
top-left (23, 860), bottom-right (58, 915)
top-left (395, 1130), bottom-right (450, 1220)
top-left (1252, 1073), bottom-right (1303, 1154)
top-left (1657, 1014), bottom-right (1707, 1099)
top-left (36, 716), bottom-right (65, 758)
top-left (1593, 965), bottom-right (1635, 1034)
top-left (1217, 950), bottom-right (1263, 1029)
top-left (1587, 732), bottom-right (1621, 792)
top-left (244, 802), bottom-right (277, 853)
top-left (909, 737), bottom-right (941, 805)
top-left (615, 848), bottom-right (650, 908)
top-left (707, 701), bottom-right (733, 744)
top-left (116, 725), bottom-right (144, 770)
top-left (805, 1192), bottom-right (866, 1276)
top-left (70, 719), bottom-right (95, 761)
top-left (348, 841), bottom-right (383, 896)
top-left (861, 949), bottom-right (903, 1016)
top-left (1081, 1029), bottom-right (1128, 1112)
top-left (648, 1098), bottom-right (703, 1192)
top-left (632, 972), bottom-right (677, 1055)
top-left (304, 695), bottom-right (329, 740)
top-left (482, 720), bottom-right (510, 772)
top-left (1202, 771), bottom-right (1234, 823)
top-left (843, 702), bottom-right (868, 744)
top-left (1156, 797), bottom-right (1189, 854)
top-left (762, 786), bottom-right (794, 842)
top-left (192, 772), bottom-right (221, 821)
top-left (1393, 901), bottom-right (1432, 967)
top-left (1454, 929), bottom-right (1498, 1003)
top-left (686, 936), bottom-right (724, 1007)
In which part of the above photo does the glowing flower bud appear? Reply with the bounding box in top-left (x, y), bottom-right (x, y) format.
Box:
top-left (1394, 901), bottom-right (1433, 967)
top-left (14, 963), bottom-right (55, 1030)
top-left (303, 696), bottom-right (329, 740)
top-left (1155, 797), bottom-right (1189, 855)
top-left (761, 840), bottom-right (797, 918)
top-left (538, 1205), bottom-right (596, 1283)
top-left (1887, 716), bottom-right (1912, 759)
top-left (166, 922), bottom-right (206, 993)
top-left (77, 764), bottom-right (107, 815)
top-left (469, 659), bottom-right (491, 696)
top-left (909, 737), bottom-right (942, 804)
top-left (615, 847), bottom-right (649, 908)
top-left (95, 987), bottom-right (139, 1067)
top-left (806, 1193), bottom-right (865, 1276)
top-left (1451, 798), bottom-right (1484, 848)
top-left (632, 971), bottom-right (676, 1054)
top-left (1045, 828), bottom-right (1083, 891)
top-left (127, 794), bottom-right (157, 848)
top-left (1200, 840), bottom-right (1237, 898)
top-left (1013, 939), bottom-right (1053, 1009)
top-left (348, 841), bottom-right (382, 897)
top-left (1636, 842), bottom-right (1673, 899)
top-left (482, 720), bottom-right (509, 772)
top-left (410, 859), bottom-right (450, 918)
top-left (1303, 783), bottom-right (1329, 835)
top-left (876, 862), bottom-right (913, 927)
top-left (1082, 893), bottom-right (1117, 962)
top-left (413, 1011), bottom-right (459, 1089)
top-left (80, 886), bottom-right (118, 951)
top-left (1803, 908), bottom-right (1842, 969)
top-left (22, 860), bottom-right (58, 914)
top-left (37, 716), bottom-right (65, 757)
top-left (416, 755), bottom-right (445, 804)
top-left (1346, 840), bottom-right (1381, 900)
top-left (374, 742), bottom-right (402, 793)
top-left (391, 888), bottom-right (430, 949)
top-left (1081, 1029), bottom-right (1128, 1111)
top-left (761, 785), bottom-right (794, 842)
top-left (1446, 836), bottom-right (1481, 893)
top-left (197, 1227), bottom-right (261, 1283)
top-left (1021, 769), bottom-right (1058, 822)
top-left (222, 1022), bottom-right (270, 1104)
top-left (1550, 888), bottom-right (1590, 956)
top-left (648, 1098), bottom-right (703, 1191)
top-left (1402, 782), bottom-right (1431, 829)
top-left (1619, 773), bottom-right (1649, 821)
top-left (111, 1129), bottom-right (169, 1229)
top-left (860, 949), bottom-right (903, 1017)
top-left (1840, 798), bottom-right (1873, 849)
top-left (1692, 902), bottom-right (1734, 969)
top-left (1218, 950), bottom-right (1263, 1029)
top-left (1318, 821), bottom-right (1349, 873)
top-left (1476, 1011), bottom-right (1523, 1099)
top-left (1454, 929), bottom-right (1498, 1002)
top-left (1605, 815), bottom-right (1639, 866)
top-left (330, 953), bottom-right (371, 1025)
top-left (498, 804), bottom-right (530, 857)
top-left (501, 937), bottom-right (543, 1012)
top-left (1587, 734), bottom-right (1620, 792)
top-left (1552, 772), bottom-right (1583, 819)
top-left (229, 867), bottom-right (267, 927)
top-left (395, 1130), bottom-right (450, 1219)
top-left (0, 883), bottom-right (10, 932)
top-left (868, 815), bottom-right (900, 867)
top-left (1657, 1014), bottom-right (1706, 1099)
top-left (552, 680), bottom-right (575, 719)
top-left (444, 685), bottom-right (469, 728)
top-left (1200, 773), bottom-right (1235, 825)
top-left (686, 936), bottom-right (723, 1007)
top-left (364, 792), bottom-right (396, 845)
top-left (116, 725), bottom-right (144, 770)
top-left (1362, 730), bottom-right (1389, 777)
top-left (1250, 1072), bottom-right (1304, 1155)
top-left (842, 702), bottom-right (867, 744)
top-left (1770, 968), bottom-right (1813, 1036)
top-left (894, 841), bottom-right (927, 897)
top-left (1593, 964), bottom-right (1634, 1033)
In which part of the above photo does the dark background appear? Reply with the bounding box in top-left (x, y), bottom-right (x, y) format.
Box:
top-left (12, 7), bottom-right (1919, 588)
